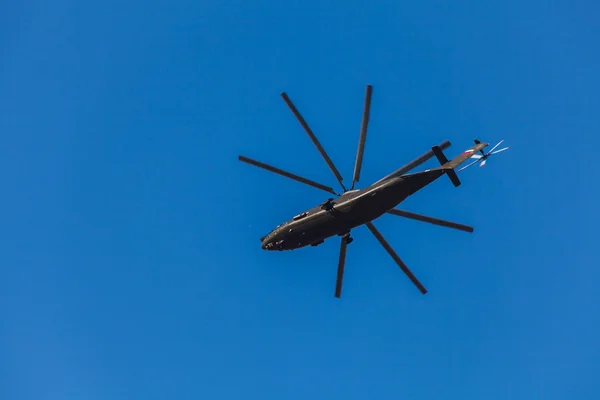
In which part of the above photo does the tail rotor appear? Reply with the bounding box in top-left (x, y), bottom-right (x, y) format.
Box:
top-left (458, 139), bottom-right (509, 172)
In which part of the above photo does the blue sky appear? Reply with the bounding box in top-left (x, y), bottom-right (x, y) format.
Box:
top-left (2, 1), bottom-right (599, 399)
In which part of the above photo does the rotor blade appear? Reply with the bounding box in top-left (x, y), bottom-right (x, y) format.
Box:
top-left (365, 222), bottom-right (427, 294)
top-left (238, 155), bottom-right (339, 195)
top-left (457, 158), bottom-right (481, 172)
top-left (334, 236), bottom-right (348, 298)
top-left (480, 159), bottom-right (487, 167)
top-left (490, 146), bottom-right (509, 154)
top-left (488, 140), bottom-right (504, 153)
top-left (395, 140), bottom-right (452, 175)
top-left (280, 92), bottom-right (346, 191)
top-left (387, 208), bottom-right (474, 233)
top-left (352, 84), bottom-right (373, 188)
top-left (373, 140), bottom-right (452, 184)
top-left (470, 154), bottom-right (482, 159)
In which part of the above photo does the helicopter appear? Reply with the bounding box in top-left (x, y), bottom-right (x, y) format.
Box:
top-left (238, 85), bottom-right (508, 298)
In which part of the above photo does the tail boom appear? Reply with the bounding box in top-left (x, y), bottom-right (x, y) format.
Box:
top-left (431, 141), bottom-right (488, 187)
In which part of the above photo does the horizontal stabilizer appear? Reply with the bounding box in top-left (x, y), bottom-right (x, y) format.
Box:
top-left (431, 146), bottom-right (461, 187)
top-left (445, 170), bottom-right (461, 187)
top-left (431, 145), bottom-right (449, 165)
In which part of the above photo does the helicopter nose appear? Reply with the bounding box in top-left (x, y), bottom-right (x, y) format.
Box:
top-left (262, 231), bottom-right (285, 250)
top-left (261, 235), bottom-right (274, 250)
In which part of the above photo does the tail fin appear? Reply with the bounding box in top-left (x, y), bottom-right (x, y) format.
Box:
top-left (431, 146), bottom-right (461, 187)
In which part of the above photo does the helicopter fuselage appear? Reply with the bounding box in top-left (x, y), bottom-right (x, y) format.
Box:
top-left (261, 168), bottom-right (446, 251)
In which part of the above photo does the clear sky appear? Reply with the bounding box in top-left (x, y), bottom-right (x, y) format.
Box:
top-left (2, 1), bottom-right (599, 399)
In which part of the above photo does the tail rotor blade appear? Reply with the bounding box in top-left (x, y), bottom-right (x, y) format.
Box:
top-left (479, 159), bottom-right (487, 167)
top-left (487, 140), bottom-right (504, 154)
top-left (334, 236), bottom-right (348, 298)
top-left (352, 84), bottom-right (373, 188)
top-left (458, 158), bottom-right (481, 172)
top-left (490, 146), bottom-right (509, 155)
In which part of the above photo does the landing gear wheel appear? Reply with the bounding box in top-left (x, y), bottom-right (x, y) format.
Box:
top-left (342, 232), bottom-right (353, 244)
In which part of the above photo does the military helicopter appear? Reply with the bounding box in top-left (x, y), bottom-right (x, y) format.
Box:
top-left (239, 85), bottom-right (505, 298)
